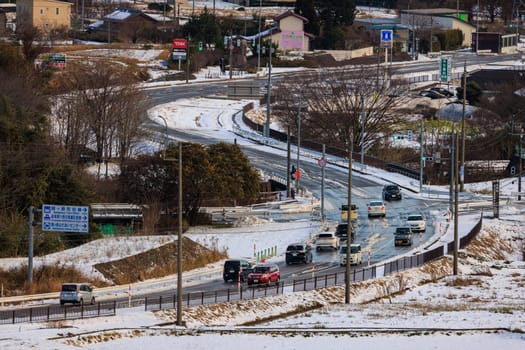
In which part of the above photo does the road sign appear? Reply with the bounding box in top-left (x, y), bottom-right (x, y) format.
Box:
top-left (380, 29), bottom-right (393, 48)
top-left (172, 38), bottom-right (187, 49)
top-left (42, 204), bottom-right (89, 233)
top-left (171, 49), bottom-right (187, 61)
top-left (318, 158), bottom-right (327, 168)
top-left (440, 57), bottom-right (451, 82)
top-left (407, 129), bottom-right (413, 141)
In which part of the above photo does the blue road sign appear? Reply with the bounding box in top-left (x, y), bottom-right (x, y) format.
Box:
top-left (380, 29), bottom-right (393, 48)
top-left (42, 204), bottom-right (89, 233)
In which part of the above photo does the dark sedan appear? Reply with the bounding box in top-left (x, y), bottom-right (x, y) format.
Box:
top-left (382, 184), bottom-right (402, 201)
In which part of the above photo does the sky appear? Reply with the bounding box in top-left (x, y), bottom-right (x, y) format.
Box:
top-left (1, 45), bottom-right (525, 348)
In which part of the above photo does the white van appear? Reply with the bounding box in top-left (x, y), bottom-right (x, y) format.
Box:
top-left (59, 283), bottom-right (95, 305)
top-left (339, 244), bottom-right (363, 266)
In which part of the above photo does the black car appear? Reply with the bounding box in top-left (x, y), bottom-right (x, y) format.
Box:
top-left (419, 89), bottom-right (446, 99)
top-left (335, 223), bottom-right (355, 242)
top-left (429, 87), bottom-right (454, 98)
top-left (382, 184), bottom-right (402, 201)
top-left (285, 243), bottom-right (313, 265)
top-left (223, 259), bottom-right (253, 283)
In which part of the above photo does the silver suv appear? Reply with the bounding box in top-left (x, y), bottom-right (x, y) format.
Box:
top-left (59, 283), bottom-right (95, 305)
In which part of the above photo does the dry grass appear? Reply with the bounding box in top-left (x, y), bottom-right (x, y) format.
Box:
top-left (445, 276), bottom-right (483, 287)
top-left (0, 264), bottom-right (109, 296)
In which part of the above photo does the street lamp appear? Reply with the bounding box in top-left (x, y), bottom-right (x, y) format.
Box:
top-left (156, 115), bottom-right (169, 159)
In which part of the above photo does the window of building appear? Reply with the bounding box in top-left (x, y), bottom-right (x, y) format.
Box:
top-left (56, 8), bottom-right (59, 15)
top-left (39, 9), bottom-right (44, 15)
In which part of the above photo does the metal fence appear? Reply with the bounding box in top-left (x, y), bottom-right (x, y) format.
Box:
top-left (0, 301), bottom-right (116, 325)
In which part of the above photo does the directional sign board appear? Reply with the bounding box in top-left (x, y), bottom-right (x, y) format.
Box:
top-left (440, 57), bottom-right (451, 82)
top-left (42, 204), bottom-right (89, 233)
top-left (380, 29), bottom-right (393, 48)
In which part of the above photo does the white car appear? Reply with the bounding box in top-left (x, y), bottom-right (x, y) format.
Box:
top-left (316, 232), bottom-right (340, 251)
top-left (406, 214), bottom-right (426, 232)
top-left (367, 200), bottom-right (386, 218)
top-left (339, 244), bottom-right (363, 266)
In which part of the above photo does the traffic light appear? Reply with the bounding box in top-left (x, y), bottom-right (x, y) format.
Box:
top-left (198, 41), bottom-right (203, 51)
top-left (291, 165), bottom-right (296, 180)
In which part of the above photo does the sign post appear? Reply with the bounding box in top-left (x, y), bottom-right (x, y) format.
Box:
top-left (380, 29), bottom-right (393, 66)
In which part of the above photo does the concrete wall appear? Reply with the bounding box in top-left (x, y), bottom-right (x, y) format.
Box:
top-left (317, 46), bottom-right (374, 61)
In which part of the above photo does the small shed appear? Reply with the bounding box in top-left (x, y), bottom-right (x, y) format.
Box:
top-left (90, 203), bottom-right (143, 235)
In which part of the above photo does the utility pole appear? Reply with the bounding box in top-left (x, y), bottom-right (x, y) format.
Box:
top-left (296, 95), bottom-right (302, 193)
top-left (453, 130), bottom-right (459, 275)
top-left (345, 136), bottom-right (353, 304)
top-left (286, 126), bottom-right (291, 199)
top-left (229, 31), bottom-right (233, 80)
top-left (186, 35), bottom-right (190, 84)
top-left (460, 61), bottom-right (467, 191)
top-left (360, 94), bottom-right (366, 169)
top-left (257, 0), bottom-right (262, 71)
top-left (264, 29), bottom-right (272, 138)
top-left (27, 206), bottom-right (35, 286)
top-left (419, 117), bottom-right (424, 193)
top-left (321, 144), bottom-right (326, 222)
top-left (511, 122), bottom-right (524, 201)
top-left (177, 142), bottom-right (183, 326)
top-left (449, 124), bottom-right (455, 214)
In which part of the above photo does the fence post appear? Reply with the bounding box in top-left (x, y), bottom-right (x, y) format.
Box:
top-left (29, 307), bottom-right (32, 323)
top-left (145, 296), bottom-right (148, 311)
top-left (159, 295), bottom-right (162, 310)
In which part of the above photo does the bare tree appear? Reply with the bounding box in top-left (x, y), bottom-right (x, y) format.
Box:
top-left (54, 60), bottom-right (149, 175)
top-left (272, 65), bottom-right (409, 155)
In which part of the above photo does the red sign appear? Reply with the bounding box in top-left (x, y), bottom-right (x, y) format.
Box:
top-left (172, 39), bottom-right (187, 49)
top-left (295, 169), bottom-right (301, 181)
top-left (318, 158), bottom-right (327, 168)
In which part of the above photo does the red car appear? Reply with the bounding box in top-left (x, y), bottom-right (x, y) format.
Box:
top-left (247, 264), bottom-right (280, 286)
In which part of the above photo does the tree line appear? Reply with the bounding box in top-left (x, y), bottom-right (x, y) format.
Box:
top-left (0, 42), bottom-right (261, 258)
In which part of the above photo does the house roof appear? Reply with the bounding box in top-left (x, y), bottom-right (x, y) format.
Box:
top-left (273, 10), bottom-right (309, 24)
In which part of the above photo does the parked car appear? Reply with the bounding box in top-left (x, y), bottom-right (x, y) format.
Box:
top-left (59, 283), bottom-right (95, 305)
top-left (429, 87), bottom-right (454, 98)
top-left (382, 184), bottom-right (402, 201)
top-left (223, 259), bottom-right (253, 283)
top-left (335, 222), bottom-right (355, 242)
top-left (285, 243), bottom-right (313, 265)
top-left (339, 243), bottom-right (363, 266)
top-left (315, 232), bottom-right (340, 251)
top-left (419, 89), bottom-right (446, 99)
top-left (247, 264), bottom-right (280, 286)
top-left (394, 227), bottom-right (413, 246)
top-left (406, 214), bottom-right (427, 232)
top-left (367, 200), bottom-right (386, 218)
